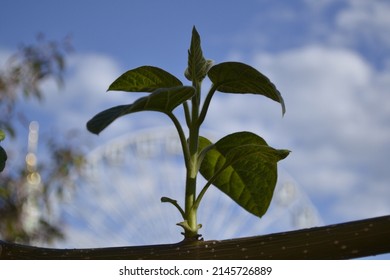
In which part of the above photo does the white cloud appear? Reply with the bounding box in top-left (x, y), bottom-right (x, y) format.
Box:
top-left (42, 53), bottom-right (123, 128)
top-left (336, 0), bottom-right (390, 46)
top-left (204, 44), bottom-right (390, 224)
top-left (16, 52), bottom-right (173, 145)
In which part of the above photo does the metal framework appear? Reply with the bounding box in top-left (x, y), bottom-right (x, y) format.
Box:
top-left (57, 127), bottom-right (321, 248)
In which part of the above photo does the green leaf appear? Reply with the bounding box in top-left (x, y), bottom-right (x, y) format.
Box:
top-left (0, 130), bottom-right (5, 141)
top-left (208, 62), bottom-right (286, 115)
top-left (0, 146), bottom-right (7, 172)
top-left (184, 26), bottom-right (212, 82)
top-left (108, 66), bottom-right (183, 92)
top-left (87, 86), bottom-right (195, 134)
top-left (199, 132), bottom-right (290, 218)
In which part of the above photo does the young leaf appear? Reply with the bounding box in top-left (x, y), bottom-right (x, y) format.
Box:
top-left (108, 66), bottom-right (183, 92)
top-left (208, 62), bottom-right (286, 115)
top-left (198, 132), bottom-right (289, 218)
top-left (184, 26), bottom-right (212, 82)
top-left (87, 86), bottom-right (195, 134)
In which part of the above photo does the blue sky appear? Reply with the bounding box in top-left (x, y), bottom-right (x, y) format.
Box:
top-left (2, 0), bottom-right (390, 258)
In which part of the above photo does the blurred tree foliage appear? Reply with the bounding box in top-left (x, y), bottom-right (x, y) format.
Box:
top-left (0, 35), bottom-right (85, 245)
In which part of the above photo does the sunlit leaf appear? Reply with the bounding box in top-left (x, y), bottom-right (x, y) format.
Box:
top-left (87, 86), bottom-right (195, 134)
top-left (108, 66), bottom-right (183, 92)
top-left (199, 132), bottom-right (290, 218)
top-left (208, 62), bottom-right (285, 115)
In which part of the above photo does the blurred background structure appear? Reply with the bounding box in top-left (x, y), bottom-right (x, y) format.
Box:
top-left (56, 127), bottom-right (321, 247)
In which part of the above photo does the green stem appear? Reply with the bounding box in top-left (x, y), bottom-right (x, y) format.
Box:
top-left (189, 81), bottom-right (201, 154)
top-left (161, 197), bottom-right (185, 219)
top-left (167, 112), bottom-right (190, 169)
top-left (193, 155), bottom-right (230, 212)
top-left (193, 181), bottom-right (212, 213)
top-left (183, 101), bottom-right (191, 128)
top-left (193, 167), bottom-right (221, 211)
top-left (198, 84), bottom-right (218, 126)
top-left (183, 80), bottom-right (202, 239)
top-left (184, 175), bottom-right (198, 238)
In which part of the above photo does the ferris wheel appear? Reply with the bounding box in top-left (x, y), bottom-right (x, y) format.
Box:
top-left (56, 127), bottom-right (322, 248)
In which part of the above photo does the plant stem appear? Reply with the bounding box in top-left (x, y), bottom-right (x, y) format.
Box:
top-left (183, 80), bottom-right (202, 239)
top-left (167, 112), bottom-right (190, 170)
top-left (193, 179), bottom-right (213, 212)
top-left (193, 164), bottom-right (223, 211)
top-left (161, 197), bottom-right (185, 219)
top-left (198, 84), bottom-right (218, 126)
top-left (183, 101), bottom-right (191, 128)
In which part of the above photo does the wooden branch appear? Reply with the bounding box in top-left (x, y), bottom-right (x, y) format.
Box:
top-left (1, 215), bottom-right (389, 259)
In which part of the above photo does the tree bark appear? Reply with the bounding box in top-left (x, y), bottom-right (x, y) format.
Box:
top-left (1, 215), bottom-right (389, 259)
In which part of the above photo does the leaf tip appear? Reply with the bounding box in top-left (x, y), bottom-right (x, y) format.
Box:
top-left (86, 119), bottom-right (101, 135)
top-left (278, 149), bottom-right (291, 160)
top-left (160, 196), bottom-right (171, 203)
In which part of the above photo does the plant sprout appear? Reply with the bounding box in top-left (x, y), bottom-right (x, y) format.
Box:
top-left (87, 27), bottom-right (289, 241)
